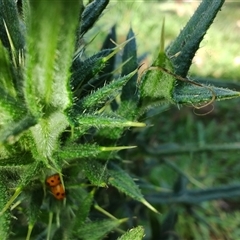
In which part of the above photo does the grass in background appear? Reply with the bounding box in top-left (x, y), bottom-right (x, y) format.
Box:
top-left (87, 1), bottom-right (240, 79)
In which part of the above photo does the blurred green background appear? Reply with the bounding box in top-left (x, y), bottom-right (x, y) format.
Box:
top-left (85, 1), bottom-right (240, 239)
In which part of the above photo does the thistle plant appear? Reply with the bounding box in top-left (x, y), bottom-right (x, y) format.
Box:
top-left (0, 0), bottom-right (239, 239)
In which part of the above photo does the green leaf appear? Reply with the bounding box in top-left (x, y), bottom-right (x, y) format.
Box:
top-left (25, 187), bottom-right (44, 227)
top-left (80, 159), bottom-right (108, 187)
top-left (0, 152), bottom-right (34, 167)
top-left (139, 52), bottom-right (175, 108)
top-left (30, 112), bottom-right (68, 160)
top-left (0, 162), bottom-right (43, 216)
top-left (20, 161), bottom-right (44, 187)
top-left (0, 114), bottom-right (37, 144)
top-left (58, 144), bottom-right (105, 160)
top-left (78, 70), bottom-right (137, 112)
top-left (0, 173), bottom-right (11, 239)
top-left (24, 0), bottom-right (81, 115)
top-left (0, 86), bottom-right (26, 121)
top-left (0, 42), bottom-right (16, 94)
top-left (121, 28), bottom-right (138, 103)
top-left (173, 84), bottom-right (240, 104)
top-left (71, 49), bottom-right (113, 96)
top-left (118, 226), bottom-right (145, 240)
top-left (108, 164), bottom-right (143, 200)
top-left (70, 114), bottom-right (146, 128)
top-left (76, 218), bottom-right (125, 240)
top-left (73, 191), bottom-right (94, 226)
top-left (80, 0), bottom-right (110, 36)
top-left (97, 25), bottom-right (117, 87)
top-left (108, 164), bottom-right (159, 213)
top-left (116, 28), bottom-right (140, 121)
top-left (166, 0), bottom-right (225, 77)
top-left (58, 144), bottom-right (135, 162)
top-left (0, 0), bottom-right (25, 51)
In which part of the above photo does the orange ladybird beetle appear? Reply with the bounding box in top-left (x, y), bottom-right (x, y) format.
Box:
top-left (46, 174), bottom-right (66, 200)
top-left (46, 173), bottom-right (61, 187)
top-left (50, 184), bottom-right (65, 200)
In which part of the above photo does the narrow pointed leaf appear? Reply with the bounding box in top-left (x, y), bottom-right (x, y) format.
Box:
top-left (0, 86), bottom-right (26, 120)
top-left (173, 84), bottom-right (240, 104)
top-left (167, 0), bottom-right (225, 77)
top-left (0, 114), bottom-right (37, 144)
top-left (0, 153), bottom-right (34, 167)
top-left (80, 0), bottom-right (110, 36)
top-left (108, 164), bottom-right (158, 213)
top-left (80, 159), bottom-right (108, 187)
top-left (72, 37), bottom-right (134, 100)
top-left (96, 25), bottom-right (117, 86)
top-left (0, 174), bottom-right (11, 239)
top-left (0, 0), bottom-right (25, 51)
top-left (76, 218), bottom-right (125, 240)
top-left (70, 114), bottom-right (146, 128)
top-left (58, 144), bottom-right (136, 162)
top-left (78, 70), bottom-right (137, 112)
top-left (108, 164), bottom-right (144, 201)
top-left (121, 28), bottom-right (138, 103)
top-left (0, 42), bottom-right (16, 92)
top-left (71, 49), bottom-right (113, 93)
top-left (118, 226), bottom-right (145, 240)
top-left (73, 191), bottom-right (94, 227)
top-left (139, 52), bottom-right (175, 107)
top-left (25, 187), bottom-right (44, 226)
top-left (56, 144), bottom-right (109, 160)
top-left (24, 0), bottom-right (80, 115)
top-left (30, 112), bottom-right (68, 159)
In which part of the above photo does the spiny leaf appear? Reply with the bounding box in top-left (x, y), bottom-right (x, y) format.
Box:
top-left (71, 36), bottom-right (135, 100)
top-left (73, 190), bottom-right (94, 227)
top-left (0, 162), bottom-right (44, 216)
top-left (121, 27), bottom-right (138, 103)
top-left (0, 42), bottom-right (16, 94)
top-left (173, 84), bottom-right (240, 104)
top-left (25, 186), bottom-right (44, 237)
top-left (0, 173), bottom-right (11, 239)
top-left (166, 0), bottom-right (225, 77)
top-left (20, 161), bottom-right (44, 187)
top-left (0, 114), bottom-right (37, 144)
top-left (0, 0), bottom-right (25, 51)
top-left (75, 218), bottom-right (126, 240)
top-left (24, 0), bottom-right (80, 115)
top-left (118, 226), bottom-right (145, 240)
top-left (58, 144), bottom-right (107, 160)
top-left (80, 159), bottom-right (108, 187)
top-left (0, 186), bottom-right (22, 217)
top-left (139, 52), bottom-right (175, 109)
top-left (69, 113), bottom-right (146, 129)
top-left (80, 0), bottom-right (110, 36)
top-left (0, 152), bottom-right (34, 167)
top-left (78, 69), bottom-right (138, 112)
top-left (0, 85), bottom-right (26, 121)
top-left (97, 25), bottom-right (117, 86)
top-left (71, 49), bottom-right (113, 95)
top-left (139, 19), bottom-right (174, 106)
top-left (30, 112), bottom-right (68, 159)
top-left (108, 164), bottom-right (159, 213)
top-left (117, 28), bottom-right (139, 121)
top-left (58, 144), bottom-right (136, 162)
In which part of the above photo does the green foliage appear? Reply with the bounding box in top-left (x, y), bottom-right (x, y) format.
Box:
top-left (117, 226), bottom-right (145, 240)
top-left (0, 0), bottom-right (239, 239)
